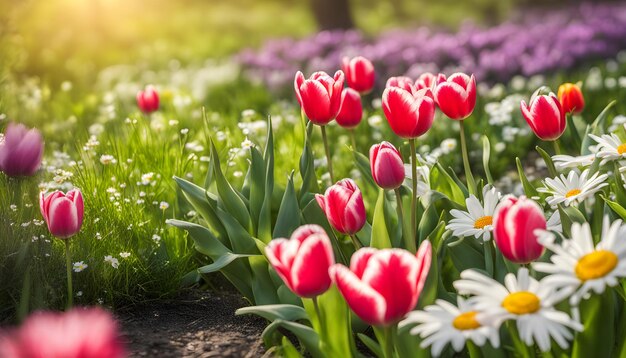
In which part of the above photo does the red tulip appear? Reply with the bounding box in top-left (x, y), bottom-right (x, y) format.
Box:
top-left (370, 141), bottom-right (405, 190)
top-left (520, 93), bottom-right (566, 141)
top-left (493, 196), bottom-right (546, 264)
top-left (265, 224), bottom-right (335, 298)
top-left (0, 308), bottom-right (126, 358)
top-left (40, 189), bottom-right (84, 239)
top-left (385, 76), bottom-right (414, 93)
top-left (557, 83), bottom-right (584, 115)
top-left (336, 88), bottom-right (363, 129)
top-left (136, 86), bottom-right (159, 114)
top-left (382, 87), bottom-right (435, 139)
top-left (316, 179), bottom-right (366, 235)
top-left (0, 123), bottom-right (43, 177)
top-left (342, 56), bottom-right (375, 94)
top-left (294, 71), bottom-right (344, 125)
top-left (433, 73), bottom-right (477, 120)
top-left (330, 241), bottom-right (432, 326)
top-left (415, 72), bottom-right (436, 91)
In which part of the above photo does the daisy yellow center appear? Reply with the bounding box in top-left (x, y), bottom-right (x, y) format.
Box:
top-left (452, 311), bottom-right (481, 330)
top-left (474, 216), bottom-right (493, 229)
top-left (575, 250), bottom-right (618, 281)
top-left (618, 143), bottom-right (626, 155)
top-left (565, 189), bottom-right (581, 198)
top-left (501, 291), bottom-right (540, 315)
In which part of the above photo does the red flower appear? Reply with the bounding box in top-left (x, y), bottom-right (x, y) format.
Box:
top-left (557, 83), bottom-right (584, 115)
top-left (265, 224), bottom-right (335, 298)
top-left (40, 189), bottom-right (84, 239)
top-left (136, 86), bottom-right (159, 114)
top-left (415, 72), bottom-right (436, 91)
top-left (370, 141), bottom-right (405, 190)
top-left (520, 93), bottom-right (566, 141)
top-left (330, 241), bottom-right (432, 326)
top-left (342, 56), bottom-right (375, 94)
top-left (385, 76), bottom-right (414, 93)
top-left (382, 87), bottom-right (435, 139)
top-left (316, 179), bottom-right (366, 235)
top-left (294, 71), bottom-right (344, 125)
top-left (433, 73), bottom-right (477, 120)
top-left (493, 196), bottom-right (546, 264)
top-left (336, 88), bottom-right (363, 129)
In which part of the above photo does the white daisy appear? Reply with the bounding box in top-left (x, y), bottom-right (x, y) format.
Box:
top-left (72, 261), bottom-right (88, 273)
top-left (546, 210), bottom-right (562, 233)
top-left (453, 268), bottom-right (583, 352)
top-left (533, 219), bottom-right (626, 306)
top-left (401, 298), bottom-right (500, 356)
top-left (552, 154), bottom-right (595, 171)
top-left (446, 186), bottom-right (501, 241)
top-left (589, 133), bottom-right (626, 162)
top-left (538, 169), bottom-right (608, 207)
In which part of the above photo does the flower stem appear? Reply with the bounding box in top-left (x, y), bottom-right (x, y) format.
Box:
top-left (459, 120), bottom-right (476, 195)
top-left (349, 129), bottom-right (357, 152)
top-left (349, 234), bottom-right (362, 249)
top-left (312, 296), bottom-right (325, 341)
top-left (395, 188), bottom-right (414, 253)
top-left (409, 139), bottom-right (418, 252)
top-left (553, 139), bottom-right (562, 155)
top-left (64, 239), bottom-right (73, 310)
top-left (383, 325), bottom-right (394, 358)
top-left (321, 125), bottom-right (334, 183)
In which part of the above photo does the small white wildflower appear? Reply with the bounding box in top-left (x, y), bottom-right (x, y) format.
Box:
top-left (100, 155), bottom-right (117, 165)
top-left (152, 234), bottom-right (162, 243)
top-left (241, 137), bottom-right (254, 150)
top-left (159, 201), bottom-right (169, 210)
top-left (76, 291), bottom-right (83, 297)
top-left (104, 255), bottom-right (119, 268)
top-left (180, 128), bottom-right (189, 135)
top-left (120, 252), bottom-right (131, 258)
top-left (72, 261), bottom-right (88, 272)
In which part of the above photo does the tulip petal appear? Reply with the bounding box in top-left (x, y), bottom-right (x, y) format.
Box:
top-left (330, 264), bottom-right (386, 326)
top-left (265, 239), bottom-right (299, 291)
top-left (47, 197), bottom-right (79, 239)
top-left (290, 233), bottom-right (334, 297)
top-left (299, 80), bottom-right (332, 124)
top-left (349, 247), bottom-right (377, 278)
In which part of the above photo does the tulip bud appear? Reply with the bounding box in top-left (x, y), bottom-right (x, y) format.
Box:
top-left (342, 56), bottom-right (375, 94)
top-left (520, 92), bottom-right (566, 141)
top-left (294, 71), bottom-right (344, 126)
top-left (0, 308), bottom-right (126, 358)
top-left (0, 123), bottom-right (43, 177)
top-left (433, 73), bottom-right (477, 120)
top-left (557, 83), bottom-right (584, 115)
top-left (330, 241), bottom-right (432, 326)
top-left (40, 189), bottom-right (84, 239)
top-left (385, 76), bottom-right (414, 93)
top-left (382, 87), bottom-right (435, 139)
top-left (136, 86), bottom-right (159, 114)
top-left (493, 196), bottom-right (546, 264)
top-left (265, 224), bottom-right (335, 298)
top-left (415, 72), bottom-right (436, 91)
top-left (336, 88), bottom-right (363, 129)
top-left (315, 179), bottom-right (366, 235)
top-left (370, 141), bottom-right (405, 190)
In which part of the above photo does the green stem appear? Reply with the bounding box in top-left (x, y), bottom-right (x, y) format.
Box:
top-left (484, 240), bottom-right (495, 278)
top-left (553, 139), bottom-right (562, 155)
top-left (64, 239), bottom-right (73, 310)
top-left (459, 120), bottom-right (476, 195)
top-left (467, 340), bottom-right (483, 358)
top-left (349, 129), bottom-right (357, 152)
top-left (312, 296), bottom-right (325, 341)
top-left (395, 188), bottom-right (414, 252)
top-left (409, 139), bottom-right (418, 252)
top-left (382, 325), bottom-right (395, 358)
top-left (321, 125), bottom-right (335, 183)
top-left (349, 234), bottom-right (362, 249)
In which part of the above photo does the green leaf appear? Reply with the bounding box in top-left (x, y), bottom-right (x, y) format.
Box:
top-left (262, 320), bottom-right (323, 358)
top-left (236, 304), bottom-right (308, 322)
top-left (259, 116), bottom-right (275, 242)
top-left (516, 157), bottom-right (538, 198)
top-left (601, 195), bottom-right (626, 221)
top-left (582, 100), bottom-right (616, 155)
top-left (566, 114), bottom-right (583, 152)
top-left (418, 203), bottom-right (439, 243)
top-left (448, 237), bottom-right (485, 273)
top-left (249, 146), bottom-right (266, 236)
top-left (482, 135), bottom-right (494, 185)
top-left (352, 149), bottom-right (377, 191)
top-left (210, 140), bottom-right (252, 232)
top-left (213, 206), bottom-right (257, 254)
top-left (250, 256), bottom-right (280, 305)
top-left (298, 121), bottom-right (319, 202)
top-left (197, 253), bottom-right (257, 274)
top-left (432, 163), bottom-right (465, 204)
top-left (166, 219), bottom-right (229, 257)
top-left (371, 189), bottom-right (392, 249)
top-left (357, 333), bottom-right (383, 358)
top-left (280, 336), bottom-right (303, 358)
top-left (536, 146), bottom-right (558, 177)
top-left (572, 291), bottom-right (615, 358)
top-left (273, 171), bottom-right (301, 239)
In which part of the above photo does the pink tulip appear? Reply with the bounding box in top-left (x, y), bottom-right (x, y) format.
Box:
top-left (382, 87), bottom-right (435, 139)
top-left (415, 72), bottom-right (436, 91)
top-left (493, 196), bottom-right (546, 264)
top-left (136, 86), bottom-right (159, 114)
top-left (294, 71), bottom-right (344, 125)
top-left (370, 141), bottom-right (405, 190)
top-left (330, 241), bottom-right (432, 326)
top-left (40, 189), bottom-right (84, 239)
top-left (385, 76), bottom-right (414, 93)
top-left (342, 56), bottom-right (375, 94)
top-left (433, 73), bottom-right (477, 120)
top-left (265, 224), bottom-right (335, 298)
top-left (520, 93), bottom-right (566, 141)
top-left (0, 123), bottom-right (43, 177)
top-left (0, 307), bottom-right (126, 358)
top-left (316, 179), bottom-right (366, 235)
top-left (336, 88), bottom-right (363, 129)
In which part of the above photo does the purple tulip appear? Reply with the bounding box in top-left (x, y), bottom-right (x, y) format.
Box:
top-left (0, 123), bottom-right (44, 177)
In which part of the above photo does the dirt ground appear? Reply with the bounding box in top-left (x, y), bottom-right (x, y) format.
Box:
top-left (118, 290), bottom-right (267, 357)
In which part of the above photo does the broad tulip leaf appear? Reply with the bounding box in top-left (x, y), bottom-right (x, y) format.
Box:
top-left (516, 157), bottom-right (539, 198)
top-left (166, 219), bottom-right (229, 257)
top-left (371, 189), bottom-right (392, 249)
top-left (357, 333), bottom-right (383, 358)
top-left (213, 205), bottom-right (257, 254)
top-left (280, 336), bottom-right (303, 358)
top-left (249, 146), bottom-right (266, 236)
top-left (262, 320), bottom-right (323, 358)
top-left (250, 256), bottom-right (280, 305)
top-left (236, 304), bottom-right (308, 322)
top-left (352, 149), bottom-right (377, 192)
top-left (482, 135), bottom-right (494, 185)
top-left (197, 253), bottom-right (256, 274)
top-left (601, 195), bottom-right (626, 221)
top-left (298, 121), bottom-right (319, 203)
top-left (259, 116), bottom-right (274, 242)
top-left (535, 146), bottom-right (558, 177)
top-left (273, 171), bottom-right (301, 239)
top-left (572, 291), bottom-right (615, 358)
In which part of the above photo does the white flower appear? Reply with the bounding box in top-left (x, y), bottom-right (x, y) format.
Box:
top-left (401, 298), bottom-right (500, 356)
top-left (104, 255), bottom-right (119, 269)
top-left (533, 219), bottom-right (626, 306)
top-left (99, 154), bottom-right (117, 165)
top-left (72, 261), bottom-right (88, 272)
top-left (152, 234), bottom-right (162, 243)
top-left (546, 210), bottom-right (562, 233)
top-left (589, 133), bottom-right (626, 162)
top-left (159, 201), bottom-right (169, 210)
top-left (453, 268), bottom-right (583, 352)
top-left (538, 169), bottom-right (608, 207)
top-left (140, 172), bottom-right (155, 185)
top-left (120, 252), bottom-right (131, 258)
top-left (404, 164), bottom-right (431, 196)
top-left (552, 154), bottom-right (595, 171)
top-left (446, 186), bottom-right (501, 241)
top-left (241, 137), bottom-right (255, 150)
top-left (440, 138), bottom-right (457, 154)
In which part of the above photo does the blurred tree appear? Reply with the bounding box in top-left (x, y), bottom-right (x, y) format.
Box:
top-left (310, 0), bottom-right (354, 30)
